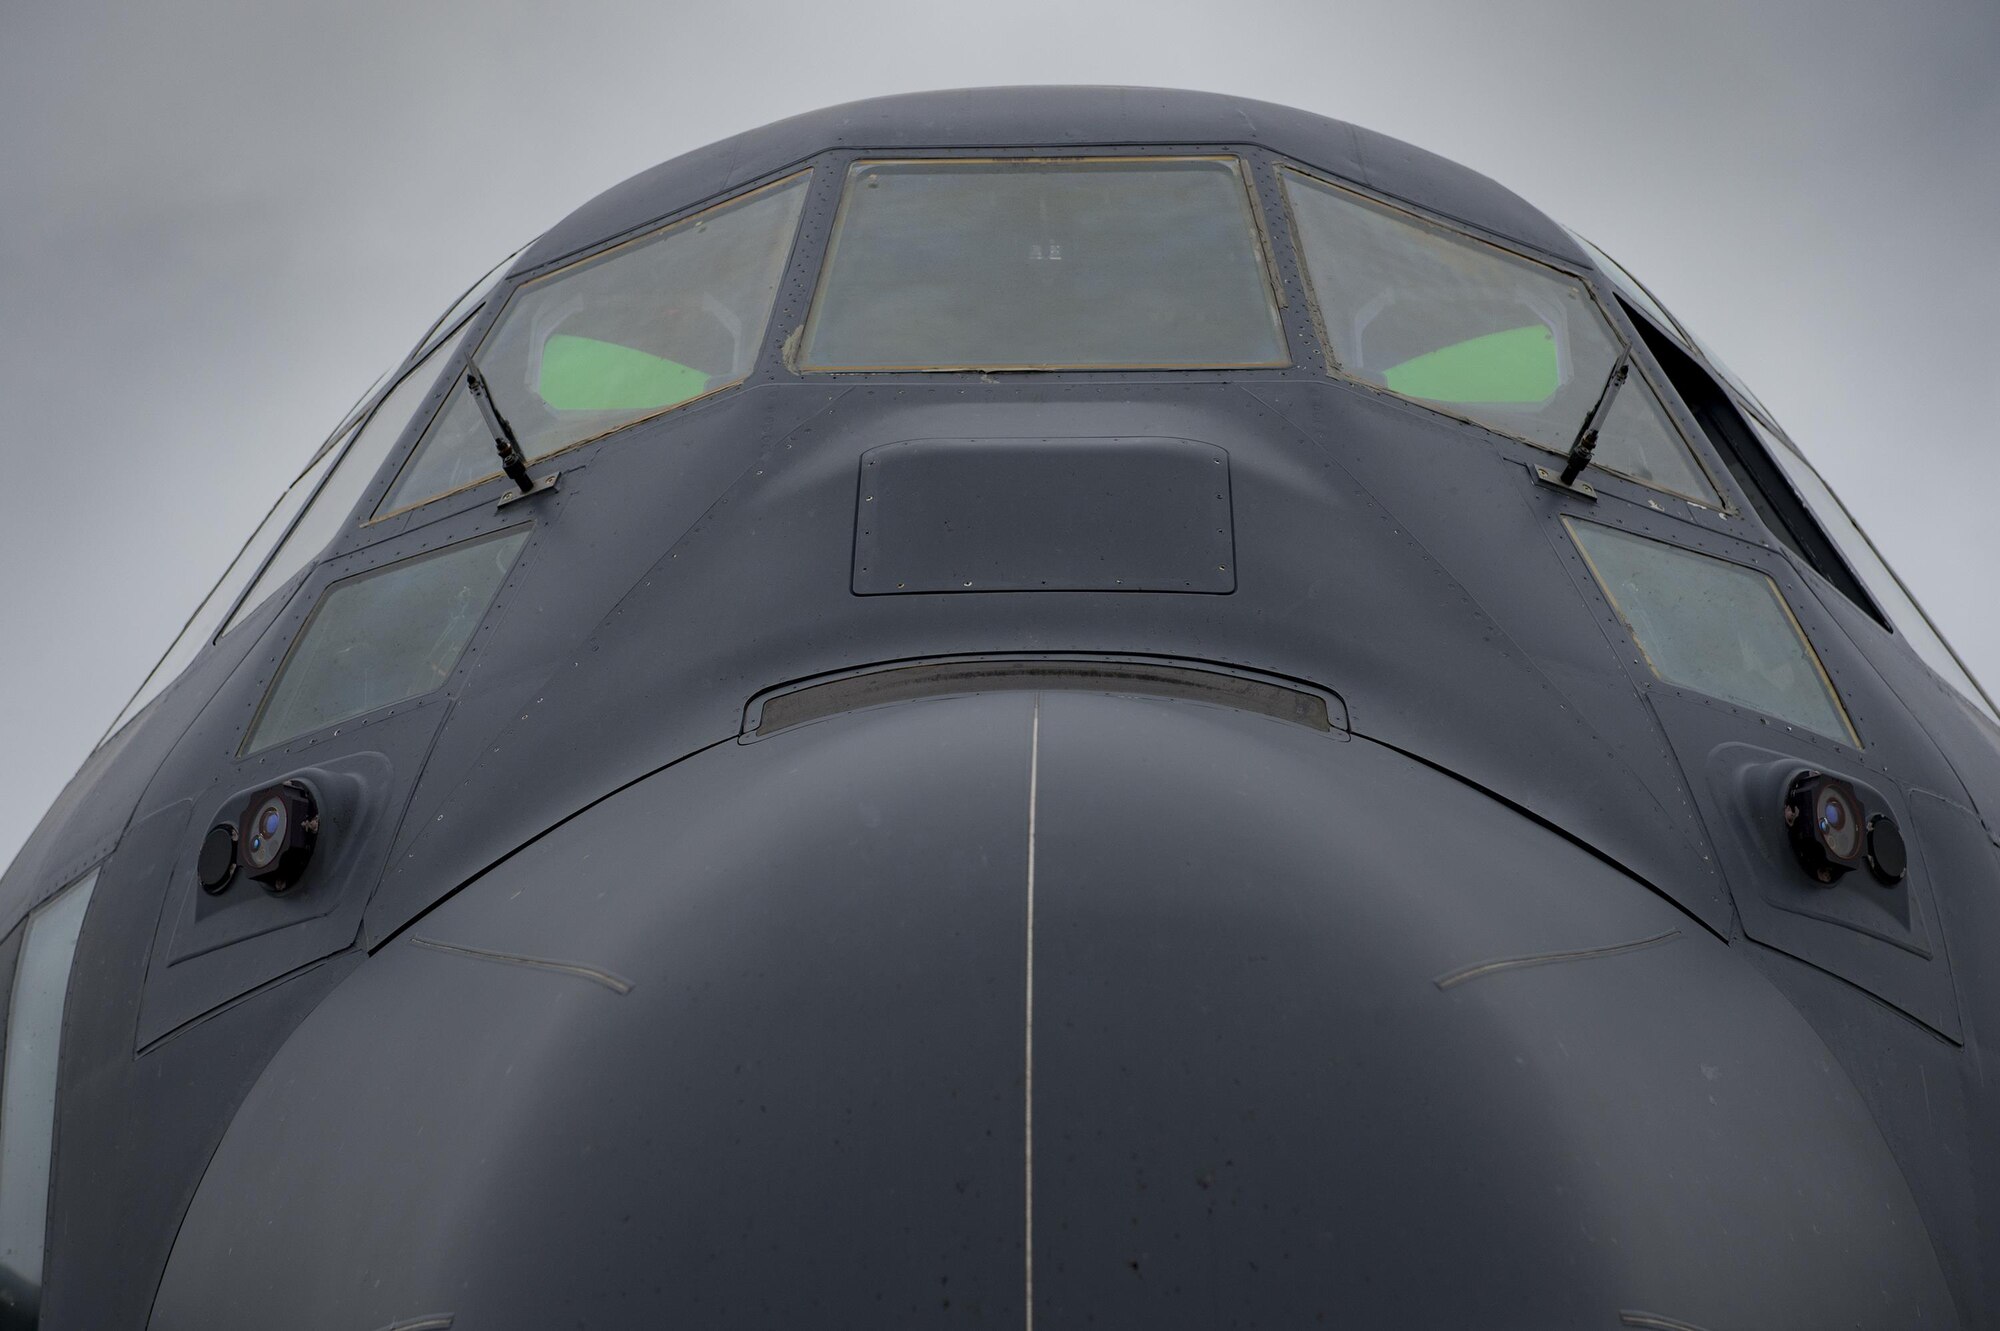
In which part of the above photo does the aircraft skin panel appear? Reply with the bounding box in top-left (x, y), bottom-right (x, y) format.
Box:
top-left (151, 692), bottom-right (1039, 1330)
top-left (149, 690), bottom-right (1951, 1327)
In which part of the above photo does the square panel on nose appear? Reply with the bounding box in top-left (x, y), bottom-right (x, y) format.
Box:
top-left (853, 437), bottom-right (1236, 595)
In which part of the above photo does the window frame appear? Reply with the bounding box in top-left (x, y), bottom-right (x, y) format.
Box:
top-left (794, 153), bottom-right (1294, 374)
top-left (1273, 163), bottom-right (1730, 511)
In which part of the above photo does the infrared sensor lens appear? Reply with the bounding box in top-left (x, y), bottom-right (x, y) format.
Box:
top-left (241, 799), bottom-right (288, 873)
top-left (1785, 770), bottom-right (1869, 884)
top-left (235, 782), bottom-right (319, 892)
top-left (1818, 790), bottom-right (1863, 863)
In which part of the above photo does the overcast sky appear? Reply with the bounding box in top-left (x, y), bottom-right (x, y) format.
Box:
top-left (3, 0), bottom-right (1996, 872)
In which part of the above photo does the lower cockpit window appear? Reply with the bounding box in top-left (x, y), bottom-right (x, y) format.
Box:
top-left (798, 157), bottom-right (1289, 371)
top-left (241, 528), bottom-right (529, 753)
top-left (1280, 169), bottom-right (1719, 505)
top-left (373, 172), bottom-right (810, 517)
top-left (1568, 520), bottom-right (1858, 745)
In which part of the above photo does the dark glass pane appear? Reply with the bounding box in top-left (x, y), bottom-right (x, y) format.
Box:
top-left (1566, 226), bottom-right (1780, 432)
top-left (801, 158), bottom-right (1287, 370)
top-left (1751, 417), bottom-right (1996, 720)
top-left (243, 528), bottom-right (529, 752)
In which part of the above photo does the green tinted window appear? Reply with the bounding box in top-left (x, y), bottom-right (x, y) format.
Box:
top-left (375, 173), bottom-right (810, 516)
top-left (1570, 521), bottom-right (1856, 744)
top-left (800, 157), bottom-right (1287, 370)
top-left (1281, 169), bottom-right (1717, 504)
top-left (243, 528), bottom-right (529, 753)
top-left (1382, 324), bottom-right (1559, 403)
top-left (537, 334), bottom-right (709, 411)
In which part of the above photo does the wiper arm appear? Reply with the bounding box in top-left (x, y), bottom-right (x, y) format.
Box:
top-left (465, 359), bottom-right (558, 504)
top-left (1557, 351), bottom-right (1631, 487)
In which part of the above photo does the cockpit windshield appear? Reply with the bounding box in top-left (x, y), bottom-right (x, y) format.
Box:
top-left (799, 157), bottom-right (1288, 371)
top-left (1281, 169), bottom-right (1718, 505)
top-left (373, 172), bottom-right (810, 516)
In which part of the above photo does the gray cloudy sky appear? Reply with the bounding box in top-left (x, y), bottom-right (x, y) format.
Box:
top-left (3, 0), bottom-right (1996, 871)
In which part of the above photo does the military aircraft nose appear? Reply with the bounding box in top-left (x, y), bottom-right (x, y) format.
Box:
top-left (152, 683), bottom-right (1953, 1329)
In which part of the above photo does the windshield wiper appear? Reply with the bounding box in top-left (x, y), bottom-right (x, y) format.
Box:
top-left (465, 359), bottom-right (558, 504)
top-left (1555, 351), bottom-right (1631, 488)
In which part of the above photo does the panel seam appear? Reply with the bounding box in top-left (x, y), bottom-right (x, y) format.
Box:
top-left (1023, 694), bottom-right (1040, 1331)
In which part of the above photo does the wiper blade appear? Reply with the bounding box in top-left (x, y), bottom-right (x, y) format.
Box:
top-left (1558, 351), bottom-right (1631, 487)
top-left (464, 359), bottom-right (535, 493)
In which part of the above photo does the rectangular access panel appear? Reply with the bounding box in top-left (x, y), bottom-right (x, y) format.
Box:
top-left (853, 436), bottom-right (1235, 595)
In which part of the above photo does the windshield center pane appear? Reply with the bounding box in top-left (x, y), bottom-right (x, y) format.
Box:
top-left (800, 157), bottom-right (1288, 371)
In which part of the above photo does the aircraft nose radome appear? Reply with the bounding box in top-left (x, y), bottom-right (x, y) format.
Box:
top-left (151, 689), bottom-right (1954, 1330)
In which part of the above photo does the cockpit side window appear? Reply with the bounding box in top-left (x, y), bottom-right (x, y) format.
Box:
top-left (372, 172), bottom-right (811, 518)
top-left (1567, 229), bottom-right (1788, 435)
top-left (1566, 237), bottom-right (1995, 718)
top-left (1747, 415), bottom-right (1999, 724)
top-left (1619, 307), bottom-right (1888, 622)
top-left (1565, 231), bottom-right (1693, 351)
top-left (103, 433), bottom-right (348, 741)
top-left (1568, 519), bottom-right (1858, 746)
top-left (219, 318), bottom-right (483, 637)
top-left (798, 157), bottom-right (1289, 371)
top-left (409, 241), bottom-right (530, 368)
top-left (102, 308), bottom-right (492, 742)
top-left (1563, 237), bottom-right (1988, 699)
top-left (1279, 169), bottom-right (1719, 506)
